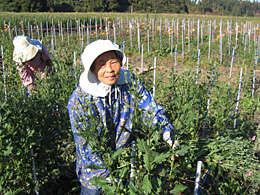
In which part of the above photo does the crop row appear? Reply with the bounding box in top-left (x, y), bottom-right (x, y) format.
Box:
top-left (0, 13), bottom-right (259, 194)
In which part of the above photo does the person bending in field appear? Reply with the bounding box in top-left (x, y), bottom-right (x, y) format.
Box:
top-left (67, 39), bottom-right (176, 195)
top-left (12, 35), bottom-right (53, 88)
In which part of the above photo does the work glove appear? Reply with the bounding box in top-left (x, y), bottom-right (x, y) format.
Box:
top-left (163, 131), bottom-right (180, 160)
top-left (163, 131), bottom-right (179, 150)
top-left (106, 177), bottom-right (120, 184)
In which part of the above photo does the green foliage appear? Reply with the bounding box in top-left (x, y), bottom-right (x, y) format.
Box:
top-left (75, 73), bottom-right (182, 194)
top-left (0, 40), bottom-right (78, 194)
top-left (0, 12), bottom-right (260, 194)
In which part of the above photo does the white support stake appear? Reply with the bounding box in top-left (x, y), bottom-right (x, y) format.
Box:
top-left (252, 51), bottom-right (258, 96)
top-left (37, 25), bottom-right (40, 40)
top-left (54, 25), bottom-right (57, 50)
top-left (207, 64), bottom-right (216, 110)
top-left (236, 22), bottom-right (238, 49)
top-left (70, 20), bottom-right (73, 36)
top-left (159, 21), bottom-right (162, 50)
top-left (31, 25), bottom-right (33, 39)
top-left (152, 18), bottom-right (155, 41)
top-left (126, 57), bottom-right (129, 70)
top-left (220, 21), bottom-right (223, 65)
top-left (30, 144), bottom-right (39, 195)
top-left (130, 142), bottom-right (136, 180)
top-left (194, 161), bottom-right (202, 195)
top-left (234, 68), bottom-right (243, 129)
top-left (228, 48), bottom-right (235, 86)
top-left (244, 35), bottom-right (247, 56)
top-left (67, 21), bottom-right (69, 45)
top-left (141, 44), bottom-right (143, 74)
top-left (196, 49), bottom-right (200, 85)
top-left (129, 22), bottom-right (132, 47)
top-left (21, 20), bottom-right (24, 35)
top-left (74, 51), bottom-right (77, 88)
top-left (208, 20), bottom-right (211, 59)
top-left (197, 19), bottom-right (200, 51)
top-left (95, 19), bottom-right (98, 39)
top-left (28, 21), bottom-right (30, 37)
top-left (113, 21), bottom-right (116, 44)
top-left (14, 26), bottom-right (17, 36)
top-left (177, 18), bottom-right (179, 44)
top-left (1, 45), bottom-right (7, 101)
top-left (258, 35), bottom-right (260, 54)
top-left (106, 20), bottom-right (108, 40)
top-left (188, 19), bottom-right (190, 52)
top-left (138, 23), bottom-right (140, 54)
top-left (168, 24), bottom-right (171, 49)
top-left (147, 30), bottom-right (150, 54)
top-left (174, 45), bottom-right (177, 75)
top-left (201, 21), bottom-right (203, 45)
top-left (8, 22), bottom-right (11, 38)
top-left (61, 21), bottom-right (63, 42)
top-left (87, 24), bottom-right (90, 45)
top-left (153, 57), bottom-right (157, 98)
top-left (46, 21), bottom-right (48, 37)
top-left (40, 22), bottom-right (43, 41)
top-left (81, 24), bottom-right (83, 50)
top-left (89, 18), bottom-right (91, 36)
top-left (182, 22), bottom-right (184, 60)
top-left (51, 35), bottom-right (54, 54)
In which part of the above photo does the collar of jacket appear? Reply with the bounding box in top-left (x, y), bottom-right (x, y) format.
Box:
top-left (79, 69), bottom-right (131, 97)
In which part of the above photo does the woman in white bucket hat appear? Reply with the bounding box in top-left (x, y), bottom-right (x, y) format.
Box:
top-left (67, 39), bottom-right (176, 195)
top-left (13, 35), bottom-right (53, 87)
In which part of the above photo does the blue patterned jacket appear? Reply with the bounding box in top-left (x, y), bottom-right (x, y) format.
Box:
top-left (67, 73), bottom-right (174, 189)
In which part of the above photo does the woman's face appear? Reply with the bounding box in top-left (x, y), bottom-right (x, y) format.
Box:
top-left (91, 51), bottom-right (121, 85)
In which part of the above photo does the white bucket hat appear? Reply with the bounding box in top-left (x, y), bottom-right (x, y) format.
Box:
top-left (79, 39), bottom-right (130, 97)
top-left (13, 35), bottom-right (42, 63)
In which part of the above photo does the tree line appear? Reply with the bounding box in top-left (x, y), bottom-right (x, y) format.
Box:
top-left (0, 0), bottom-right (259, 16)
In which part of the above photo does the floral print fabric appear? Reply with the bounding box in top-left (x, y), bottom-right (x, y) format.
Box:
top-left (67, 74), bottom-right (173, 189)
